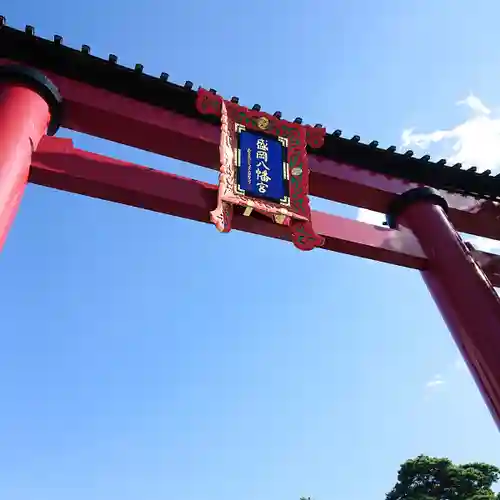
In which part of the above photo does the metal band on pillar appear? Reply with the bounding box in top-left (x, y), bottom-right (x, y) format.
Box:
top-left (0, 64), bottom-right (62, 135)
top-left (386, 186), bottom-right (448, 229)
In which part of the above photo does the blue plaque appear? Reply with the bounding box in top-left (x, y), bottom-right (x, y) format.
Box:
top-left (235, 129), bottom-right (289, 205)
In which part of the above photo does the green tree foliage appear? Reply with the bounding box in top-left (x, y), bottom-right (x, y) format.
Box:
top-left (386, 455), bottom-right (500, 500)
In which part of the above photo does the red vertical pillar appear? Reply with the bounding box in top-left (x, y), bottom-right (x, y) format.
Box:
top-left (387, 187), bottom-right (500, 428)
top-left (0, 65), bottom-right (61, 250)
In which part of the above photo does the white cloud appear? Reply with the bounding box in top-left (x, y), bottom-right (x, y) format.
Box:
top-left (467, 236), bottom-right (500, 253)
top-left (401, 128), bottom-right (453, 150)
top-left (457, 94), bottom-right (491, 116)
top-left (424, 359), bottom-right (469, 395)
top-left (421, 358), bottom-right (474, 398)
top-left (357, 207), bottom-right (386, 227)
top-left (357, 94), bottom-right (500, 252)
top-left (426, 373), bottom-right (446, 389)
top-left (402, 94), bottom-right (500, 171)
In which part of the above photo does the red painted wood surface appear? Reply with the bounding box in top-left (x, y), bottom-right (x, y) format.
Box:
top-left (29, 137), bottom-right (500, 288)
top-left (31, 137), bottom-right (425, 266)
top-left (0, 82), bottom-right (52, 250)
top-left (0, 58), bottom-right (498, 429)
top-left (1, 59), bottom-right (499, 242)
top-left (399, 201), bottom-right (500, 428)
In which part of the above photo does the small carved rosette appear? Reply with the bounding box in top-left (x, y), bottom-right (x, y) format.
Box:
top-left (196, 88), bottom-right (326, 251)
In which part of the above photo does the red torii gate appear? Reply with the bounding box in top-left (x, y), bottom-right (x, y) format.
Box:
top-left (1, 19), bottom-right (500, 428)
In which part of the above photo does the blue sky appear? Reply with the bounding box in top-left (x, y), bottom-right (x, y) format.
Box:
top-left (1, 2), bottom-right (500, 499)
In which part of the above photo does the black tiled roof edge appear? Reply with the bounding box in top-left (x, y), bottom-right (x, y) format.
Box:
top-left (1, 17), bottom-right (500, 202)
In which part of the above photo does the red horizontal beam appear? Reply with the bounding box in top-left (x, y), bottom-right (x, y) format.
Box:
top-left (3, 58), bottom-right (500, 243)
top-left (28, 138), bottom-right (500, 287)
top-left (30, 137), bottom-right (429, 271)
